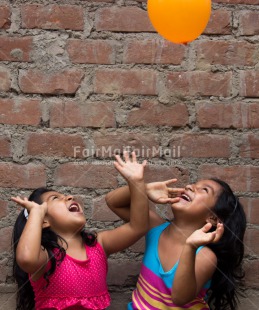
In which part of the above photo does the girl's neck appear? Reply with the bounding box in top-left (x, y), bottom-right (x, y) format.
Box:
top-left (168, 218), bottom-right (203, 244)
top-left (59, 233), bottom-right (87, 260)
top-left (58, 232), bottom-right (84, 250)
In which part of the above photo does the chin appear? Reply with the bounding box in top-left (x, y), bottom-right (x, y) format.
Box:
top-left (74, 218), bottom-right (87, 229)
top-left (171, 201), bottom-right (186, 208)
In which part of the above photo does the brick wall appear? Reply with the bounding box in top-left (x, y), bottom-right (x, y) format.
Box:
top-left (0, 0), bottom-right (258, 309)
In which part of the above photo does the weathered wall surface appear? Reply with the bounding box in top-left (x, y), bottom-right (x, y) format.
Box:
top-left (0, 0), bottom-right (258, 309)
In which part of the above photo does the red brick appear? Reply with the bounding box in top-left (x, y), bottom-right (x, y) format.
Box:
top-left (27, 133), bottom-right (86, 158)
top-left (54, 163), bottom-right (118, 188)
top-left (95, 7), bottom-right (154, 32)
top-left (0, 6), bottom-right (11, 29)
top-left (196, 41), bottom-right (257, 66)
top-left (240, 71), bottom-right (259, 97)
top-left (0, 136), bottom-right (11, 157)
top-left (19, 69), bottom-right (84, 94)
top-left (198, 165), bottom-right (259, 192)
top-left (93, 132), bottom-right (160, 158)
top-left (204, 9), bottom-right (231, 35)
top-left (123, 39), bottom-right (185, 64)
top-left (0, 227), bottom-right (12, 253)
top-left (50, 100), bottom-right (115, 128)
top-left (0, 67), bottom-right (11, 91)
top-left (245, 229), bottom-right (259, 256)
top-left (66, 39), bottom-right (115, 64)
top-left (94, 69), bottom-right (157, 95)
top-left (144, 166), bottom-right (189, 188)
top-left (167, 72), bottom-right (232, 97)
top-left (240, 11), bottom-right (259, 35)
top-left (0, 98), bottom-right (41, 126)
top-left (239, 134), bottom-right (259, 159)
top-left (244, 260), bottom-right (259, 289)
top-left (21, 4), bottom-right (84, 31)
top-left (196, 102), bottom-right (259, 129)
top-left (213, 0), bottom-right (259, 4)
top-left (239, 198), bottom-right (249, 222)
top-left (0, 163), bottom-right (46, 188)
top-left (240, 197), bottom-right (259, 225)
top-left (92, 196), bottom-right (119, 222)
top-left (127, 101), bottom-right (188, 127)
top-left (0, 36), bottom-right (32, 62)
top-left (0, 200), bottom-right (8, 219)
top-left (169, 134), bottom-right (231, 158)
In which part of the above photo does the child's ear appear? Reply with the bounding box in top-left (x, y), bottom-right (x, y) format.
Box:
top-left (42, 218), bottom-right (50, 228)
top-left (206, 215), bottom-right (218, 227)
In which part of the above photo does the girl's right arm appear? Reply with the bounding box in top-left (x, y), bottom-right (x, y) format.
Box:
top-left (11, 197), bottom-right (49, 277)
top-left (98, 152), bottom-right (149, 255)
top-left (106, 179), bottom-right (183, 229)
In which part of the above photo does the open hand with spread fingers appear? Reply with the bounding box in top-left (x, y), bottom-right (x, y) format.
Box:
top-left (146, 179), bottom-right (184, 205)
top-left (186, 222), bottom-right (224, 249)
top-left (114, 151), bottom-right (147, 183)
top-left (11, 196), bottom-right (48, 218)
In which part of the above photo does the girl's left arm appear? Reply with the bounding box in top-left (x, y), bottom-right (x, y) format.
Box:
top-left (98, 151), bottom-right (149, 256)
top-left (171, 222), bottom-right (224, 305)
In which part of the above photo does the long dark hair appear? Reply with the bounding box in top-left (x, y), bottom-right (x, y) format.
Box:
top-left (207, 178), bottom-right (246, 310)
top-left (12, 188), bottom-right (97, 310)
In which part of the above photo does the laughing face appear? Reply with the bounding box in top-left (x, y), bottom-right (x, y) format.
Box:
top-left (41, 191), bottom-right (86, 234)
top-left (172, 179), bottom-right (222, 222)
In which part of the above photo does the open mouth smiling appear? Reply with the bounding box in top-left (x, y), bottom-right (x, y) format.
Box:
top-left (180, 194), bottom-right (192, 202)
top-left (68, 203), bottom-right (80, 212)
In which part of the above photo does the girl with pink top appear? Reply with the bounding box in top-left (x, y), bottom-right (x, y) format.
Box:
top-left (12, 152), bottom-right (149, 310)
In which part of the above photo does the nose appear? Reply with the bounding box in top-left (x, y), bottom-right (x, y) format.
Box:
top-left (65, 195), bottom-right (74, 201)
top-left (185, 185), bottom-right (194, 192)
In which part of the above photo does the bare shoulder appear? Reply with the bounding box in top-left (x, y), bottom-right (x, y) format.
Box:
top-left (198, 246), bottom-right (217, 257)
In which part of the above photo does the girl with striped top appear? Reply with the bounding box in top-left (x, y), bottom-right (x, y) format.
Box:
top-left (106, 178), bottom-right (246, 310)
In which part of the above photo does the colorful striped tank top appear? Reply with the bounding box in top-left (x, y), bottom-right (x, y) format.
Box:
top-left (128, 222), bottom-right (211, 310)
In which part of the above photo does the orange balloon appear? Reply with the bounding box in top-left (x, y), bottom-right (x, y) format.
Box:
top-left (147, 0), bottom-right (211, 44)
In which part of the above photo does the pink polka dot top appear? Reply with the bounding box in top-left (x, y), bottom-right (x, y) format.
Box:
top-left (30, 242), bottom-right (111, 310)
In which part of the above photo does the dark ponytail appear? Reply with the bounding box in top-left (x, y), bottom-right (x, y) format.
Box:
top-left (207, 179), bottom-right (246, 310)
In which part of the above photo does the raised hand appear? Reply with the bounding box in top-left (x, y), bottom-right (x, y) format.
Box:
top-left (186, 222), bottom-right (224, 249)
top-left (11, 196), bottom-right (48, 218)
top-left (114, 151), bottom-right (146, 183)
top-left (146, 179), bottom-right (184, 204)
